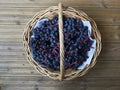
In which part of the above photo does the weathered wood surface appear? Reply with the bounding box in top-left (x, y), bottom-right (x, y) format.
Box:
top-left (0, 0), bottom-right (120, 90)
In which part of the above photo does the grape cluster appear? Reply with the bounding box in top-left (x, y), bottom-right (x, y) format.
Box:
top-left (30, 15), bottom-right (93, 70)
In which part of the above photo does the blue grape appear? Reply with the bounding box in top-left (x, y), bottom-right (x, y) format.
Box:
top-left (30, 15), bottom-right (93, 70)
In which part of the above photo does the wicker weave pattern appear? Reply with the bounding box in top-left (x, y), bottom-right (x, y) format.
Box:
top-left (23, 3), bottom-right (101, 80)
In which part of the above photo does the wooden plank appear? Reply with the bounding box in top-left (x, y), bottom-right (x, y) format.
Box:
top-left (0, 76), bottom-right (120, 85)
top-left (86, 87), bottom-right (120, 90)
top-left (0, 87), bottom-right (74, 90)
top-left (0, 0), bottom-right (102, 3)
top-left (0, 0), bottom-right (104, 8)
top-left (0, 77), bottom-right (120, 86)
top-left (104, 0), bottom-right (120, 8)
top-left (0, 3), bottom-right (103, 8)
top-left (0, 60), bottom-right (120, 77)
top-left (0, 8), bottom-right (119, 18)
top-left (0, 0), bottom-right (119, 9)
top-left (0, 64), bottom-right (119, 77)
top-left (0, 7), bottom-right (119, 26)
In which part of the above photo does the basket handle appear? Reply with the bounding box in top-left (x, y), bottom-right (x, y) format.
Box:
top-left (58, 3), bottom-right (65, 80)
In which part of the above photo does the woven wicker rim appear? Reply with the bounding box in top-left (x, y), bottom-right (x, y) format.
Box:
top-left (23, 3), bottom-right (102, 80)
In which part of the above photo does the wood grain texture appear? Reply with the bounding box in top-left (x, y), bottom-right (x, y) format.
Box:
top-left (0, 0), bottom-right (120, 90)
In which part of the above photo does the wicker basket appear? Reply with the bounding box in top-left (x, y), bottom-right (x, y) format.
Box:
top-left (23, 3), bottom-right (101, 80)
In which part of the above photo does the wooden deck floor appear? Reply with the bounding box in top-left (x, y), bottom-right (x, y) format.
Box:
top-left (0, 0), bottom-right (120, 90)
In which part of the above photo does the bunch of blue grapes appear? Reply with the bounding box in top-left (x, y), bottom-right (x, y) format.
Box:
top-left (30, 15), bottom-right (93, 70)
